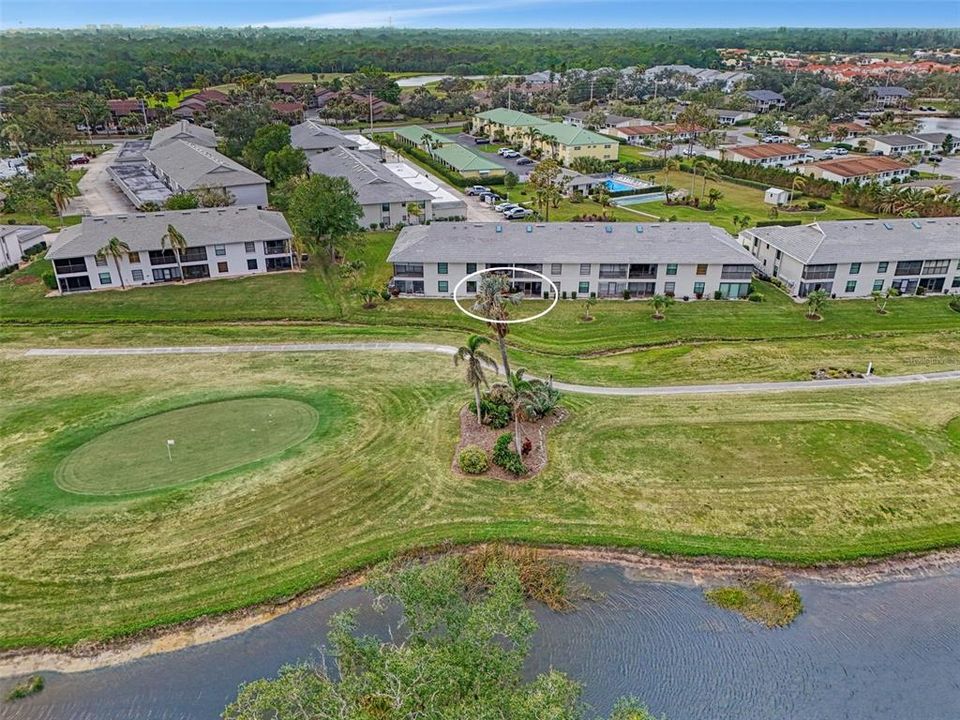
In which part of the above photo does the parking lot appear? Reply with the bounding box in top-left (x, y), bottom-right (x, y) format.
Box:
top-left (453, 132), bottom-right (538, 178)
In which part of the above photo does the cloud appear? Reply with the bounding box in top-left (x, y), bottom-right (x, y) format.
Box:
top-left (263, 0), bottom-right (561, 27)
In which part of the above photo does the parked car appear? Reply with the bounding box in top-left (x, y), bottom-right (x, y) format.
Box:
top-left (831, 146), bottom-right (849, 155)
top-left (516, 157), bottom-right (533, 165)
top-left (474, 136), bottom-right (490, 145)
top-left (927, 155), bottom-right (943, 163)
top-left (496, 147), bottom-right (513, 156)
top-left (467, 185), bottom-right (492, 196)
top-left (501, 150), bottom-right (521, 158)
top-left (763, 135), bottom-right (783, 143)
top-left (503, 207), bottom-right (533, 219)
top-left (796, 142), bottom-right (811, 150)
top-left (495, 202), bottom-right (519, 212)
top-left (479, 193), bottom-right (502, 203)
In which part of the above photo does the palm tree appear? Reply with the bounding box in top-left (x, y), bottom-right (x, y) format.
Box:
top-left (805, 289), bottom-right (828, 320)
top-left (454, 335), bottom-right (498, 426)
top-left (406, 202), bottom-right (423, 225)
top-left (651, 293), bottom-right (674, 320)
top-left (663, 158), bottom-right (680, 187)
top-left (96, 237), bottom-right (131, 290)
top-left (498, 368), bottom-right (536, 456)
top-left (161, 224), bottom-right (187, 283)
top-left (0, 121), bottom-right (25, 156)
top-left (593, 185), bottom-right (611, 216)
top-left (699, 162), bottom-right (720, 201)
top-left (472, 272), bottom-right (522, 378)
top-left (872, 286), bottom-right (899, 314)
top-left (49, 175), bottom-right (74, 229)
top-left (706, 187), bottom-right (724, 210)
top-left (789, 175), bottom-right (806, 205)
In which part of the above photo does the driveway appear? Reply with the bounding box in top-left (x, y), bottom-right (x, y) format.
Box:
top-left (24, 344), bottom-right (960, 396)
top-left (917, 155), bottom-right (960, 179)
top-left (66, 146), bottom-right (134, 217)
top-left (454, 133), bottom-right (537, 179)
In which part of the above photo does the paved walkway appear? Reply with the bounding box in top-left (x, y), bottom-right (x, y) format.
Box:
top-left (65, 147), bottom-right (132, 217)
top-left (24, 344), bottom-right (960, 396)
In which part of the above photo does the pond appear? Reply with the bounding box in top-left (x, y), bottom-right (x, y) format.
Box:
top-left (3, 562), bottom-right (959, 719)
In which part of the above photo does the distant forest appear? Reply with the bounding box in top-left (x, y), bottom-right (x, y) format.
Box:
top-left (2, 27), bottom-right (959, 93)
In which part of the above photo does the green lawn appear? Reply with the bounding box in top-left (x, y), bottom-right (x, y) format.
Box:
top-left (618, 145), bottom-right (657, 163)
top-left (145, 89), bottom-right (199, 108)
top-left (2, 348), bottom-right (959, 648)
top-left (632, 170), bottom-right (872, 233)
top-left (3, 231), bottom-right (958, 386)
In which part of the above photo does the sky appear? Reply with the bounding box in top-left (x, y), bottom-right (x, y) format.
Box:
top-left (1, 0), bottom-right (958, 29)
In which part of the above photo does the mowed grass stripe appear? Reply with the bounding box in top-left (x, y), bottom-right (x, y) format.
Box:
top-left (2, 351), bottom-right (960, 648)
top-left (54, 398), bottom-right (320, 495)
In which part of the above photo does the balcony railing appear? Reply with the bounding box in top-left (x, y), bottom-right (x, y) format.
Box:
top-left (802, 270), bottom-right (836, 280)
top-left (264, 241), bottom-right (289, 256)
top-left (53, 260), bottom-right (87, 274)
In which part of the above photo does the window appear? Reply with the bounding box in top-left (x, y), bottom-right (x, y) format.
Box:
top-left (381, 203), bottom-right (391, 212)
top-left (599, 264), bottom-right (628, 278)
top-left (466, 280), bottom-right (477, 293)
top-left (438, 280), bottom-right (449, 293)
top-left (952, 276), bottom-right (960, 288)
top-left (128, 252), bottom-right (140, 264)
top-left (53, 257), bottom-right (87, 274)
top-left (894, 260), bottom-right (922, 276)
top-left (550, 263), bottom-right (562, 275)
top-left (877, 261), bottom-right (889, 273)
top-left (394, 263), bottom-right (424, 277)
top-left (693, 281), bottom-right (705, 295)
top-left (244, 242), bottom-right (255, 253)
top-left (849, 262), bottom-right (861, 274)
top-left (922, 259), bottom-right (950, 275)
top-left (466, 263), bottom-right (477, 274)
top-left (98, 272), bottom-right (112, 285)
top-left (214, 244), bottom-right (226, 257)
top-left (845, 280), bottom-right (857, 293)
top-left (802, 264), bottom-right (837, 280)
top-left (579, 263), bottom-right (591, 276)
top-left (131, 269), bottom-right (144, 282)
top-left (180, 247), bottom-right (207, 263)
top-left (218, 262), bottom-right (228, 273)
top-left (149, 249), bottom-right (178, 265)
top-left (721, 264), bottom-right (754, 280)
top-left (437, 262), bottom-right (448, 275)
top-left (95, 255), bottom-right (107, 267)
top-left (696, 264), bottom-right (708, 275)
top-left (247, 258), bottom-right (258, 270)
top-left (666, 264), bottom-right (678, 276)
top-left (578, 281), bottom-right (589, 294)
top-left (873, 279), bottom-right (884, 292)
top-left (664, 281), bottom-right (676, 295)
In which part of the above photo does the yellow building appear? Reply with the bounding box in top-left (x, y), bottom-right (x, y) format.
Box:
top-left (473, 108), bottom-right (619, 166)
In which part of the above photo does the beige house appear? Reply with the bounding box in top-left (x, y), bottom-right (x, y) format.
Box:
top-left (473, 108), bottom-right (619, 166)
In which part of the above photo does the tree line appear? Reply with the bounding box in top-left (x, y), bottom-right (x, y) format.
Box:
top-left (3, 27), bottom-right (959, 94)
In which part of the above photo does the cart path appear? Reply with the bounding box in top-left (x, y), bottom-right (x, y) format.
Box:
top-left (24, 343), bottom-right (960, 396)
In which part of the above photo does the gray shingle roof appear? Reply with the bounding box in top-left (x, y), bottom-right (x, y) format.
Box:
top-left (143, 141), bottom-right (267, 190)
top-left (870, 86), bottom-right (912, 97)
top-left (308, 147), bottom-right (432, 205)
top-left (746, 218), bottom-right (960, 265)
top-left (46, 207), bottom-right (291, 259)
top-left (149, 121), bottom-right (217, 150)
top-left (0, 224), bottom-right (49, 245)
top-left (870, 134), bottom-right (927, 147)
top-left (290, 120), bottom-right (360, 152)
top-left (387, 222), bottom-right (755, 264)
top-left (745, 89), bottom-right (785, 102)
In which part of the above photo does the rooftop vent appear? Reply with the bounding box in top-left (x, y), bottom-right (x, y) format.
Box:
top-left (526, 225), bottom-right (533, 233)
top-left (605, 225), bottom-right (613, 233)
top-left (495, 224), bottom-right (502, 233)
top-left (912, 221), bottom-right (922, 229)
top-left (635, 225), bottom-right (643, 233)
top-left (864, 221), bottom-right (874, 225)
top-left (883, 222), bottom-right (893, 230)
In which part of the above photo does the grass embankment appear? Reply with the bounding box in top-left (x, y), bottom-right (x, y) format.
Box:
top-left (2, 231), bottom-right (958, 385)
top-left (1, 348), bottom-right (959, 648)
top-left (705, 579), bottom-right (803, 627)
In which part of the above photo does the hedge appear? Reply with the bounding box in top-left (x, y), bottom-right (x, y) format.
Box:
top-left (755, 218), bottom-right (803, 227)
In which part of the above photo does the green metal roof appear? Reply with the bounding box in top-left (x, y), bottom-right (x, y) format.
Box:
top-left (475, 108), bottom-right (549, 127)
top-left (393, 125), bottom-right (456, 146)
top-left (430, 144), bottom-right (504, 173)
top-left (535, 121), bottom-right (617, 148)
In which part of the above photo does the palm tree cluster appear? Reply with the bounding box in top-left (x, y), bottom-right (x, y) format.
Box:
top-left (841, 182), bottom-right (960, 218)
top-left (471, 272), bottom-right (523, 377)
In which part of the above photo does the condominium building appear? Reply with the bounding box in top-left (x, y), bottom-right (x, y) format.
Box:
top-left (387, 222), bottom-right (758, 299)
top-left (740, 217), bottom-right (960, 297)
top-left (472, 108), bottom-right (619, 165)
top-left (46, 206), bottom-right (293, 294)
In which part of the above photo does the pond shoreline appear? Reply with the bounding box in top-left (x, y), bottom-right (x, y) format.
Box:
top-left (3, 543), bottom-right (960, 678)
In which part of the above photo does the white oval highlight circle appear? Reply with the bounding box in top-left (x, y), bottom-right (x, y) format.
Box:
top-left (452, 266), bottom-right (559, 325)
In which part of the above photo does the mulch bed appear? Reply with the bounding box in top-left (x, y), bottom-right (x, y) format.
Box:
top-left (13, 275), bottom-right (38, 285)
top-left (453, 405), bottom-right (567, 481)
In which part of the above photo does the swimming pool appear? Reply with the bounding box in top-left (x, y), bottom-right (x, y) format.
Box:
top-left (604, 179), bottom-right (638, 193)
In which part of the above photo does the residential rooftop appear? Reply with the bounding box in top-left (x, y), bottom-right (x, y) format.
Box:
top-left (393, 125), bottom-right (457, 147)
top-left (728, 142), bottom-right (804, 159)
top-left (290, 120), bottom-right (360, 152)
top-left (308, 147), bottom-right (432, 205)
top-left (142, 141), bottom-right (268, 190)
top-left (744, 217), bottom-right (960, 265)
top-left (807, 156), bottom-right (910, 177)
top-left (387, 221), bottom-right (755, 264)
top-left (744, 89), bottom-right (785, 102)
top-left (475, 108), bottom-right (548, 127)
top-left (869, 133), bottom-right (928, 147)
top-left (429, 143), bottom-right (504, 173)
top-left (870, 86), bottom-right (912, 97)
top-left (47, 207), bottom-right (291, 260)
top-left (149, 121), bottom-right (217, 151)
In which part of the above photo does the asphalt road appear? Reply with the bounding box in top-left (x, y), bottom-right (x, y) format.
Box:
top-left (65, 147), bottom-right (133, 217)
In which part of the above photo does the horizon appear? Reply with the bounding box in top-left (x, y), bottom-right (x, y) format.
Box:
top-left (2, 0), bottom-right (959, 30)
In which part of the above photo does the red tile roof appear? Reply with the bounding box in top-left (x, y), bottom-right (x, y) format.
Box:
top-left (810, 156), bottom-right (910, 178)
top-left (729, 142), bottom-right (804, 159)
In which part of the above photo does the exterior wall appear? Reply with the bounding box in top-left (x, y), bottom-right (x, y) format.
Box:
top-left (360, 200), bottom-right (432, 229)
top-left (222, 183), bottom-right (268, 208)
top-left (51, 238), bottom-right (294, 294)
top-left (742, 230), bottom-right (960, 298)
top-left (816, 168), bottom-right (912, 185)
top-left (868, 139), bottom-right (928, 155)
top-left (392, 260), bottom-right (752, 299)
top-left (728, 152), bottom-right (806, 168)
top-left (0, 235), bottom-right (24, 268)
